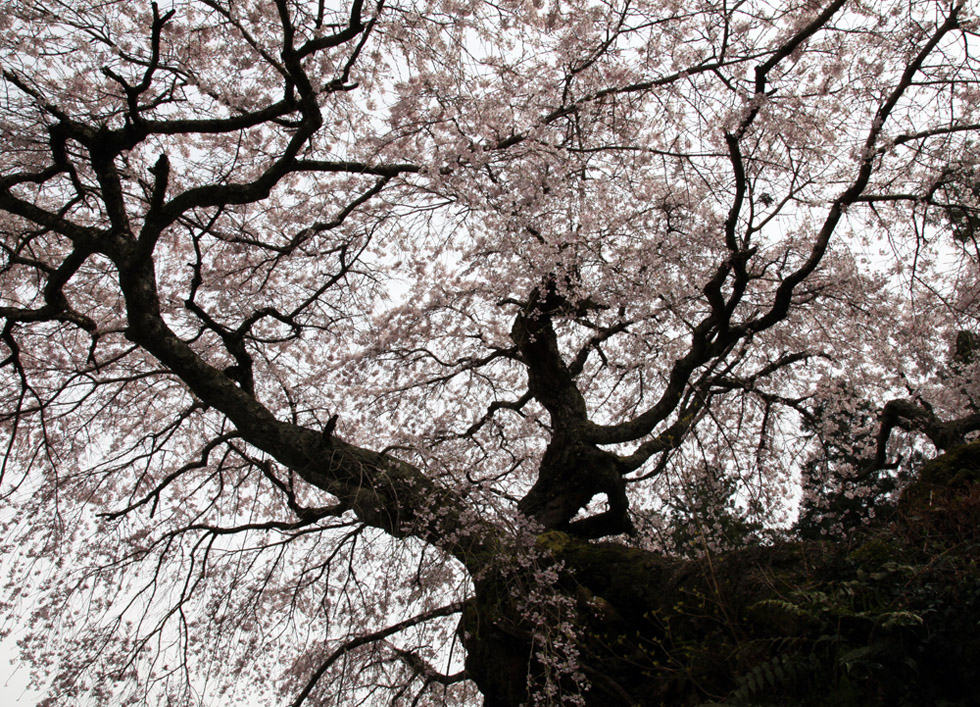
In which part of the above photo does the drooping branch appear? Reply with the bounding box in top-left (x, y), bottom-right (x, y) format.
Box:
top-left (290, 601), bottom-right (465, 707)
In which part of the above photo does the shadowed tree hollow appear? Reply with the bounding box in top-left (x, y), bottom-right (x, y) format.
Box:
top-left (1, 0), bottom-right (979, 704)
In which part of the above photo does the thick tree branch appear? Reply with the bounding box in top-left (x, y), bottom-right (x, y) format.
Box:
top-left (874, 398), bottom-right (980, 468)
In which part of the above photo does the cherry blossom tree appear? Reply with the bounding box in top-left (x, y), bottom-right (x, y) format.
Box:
top-left (0, 0), bottom-right (978, 704)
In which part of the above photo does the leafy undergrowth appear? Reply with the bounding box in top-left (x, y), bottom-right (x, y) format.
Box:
top-left (689, 441), bottom-right (980, 706)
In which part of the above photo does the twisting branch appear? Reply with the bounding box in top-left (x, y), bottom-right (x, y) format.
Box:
top-left (874, 398), bottom-right (980, 468)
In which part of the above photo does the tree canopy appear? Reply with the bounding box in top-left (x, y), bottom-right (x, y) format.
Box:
top-left (0, 0), bottom-right (978, 704)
